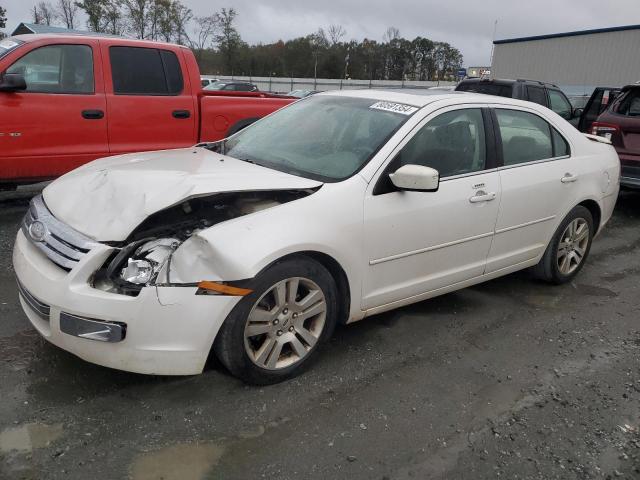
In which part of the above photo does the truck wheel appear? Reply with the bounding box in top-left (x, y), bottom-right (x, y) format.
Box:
top-left (532, 206), bottom-right (594, 284)
top-left (214, 255), bottom-right (338, 384)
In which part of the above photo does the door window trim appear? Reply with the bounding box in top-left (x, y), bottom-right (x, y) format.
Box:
top-left (490, 107), bottom-right (572, 171)
top-left (371, 104), bottom-right (498, 195)
top-left (4, 43), bottom-right (95, 95)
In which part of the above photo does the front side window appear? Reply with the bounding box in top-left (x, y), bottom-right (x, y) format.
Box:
top-left (394, 108), bottom-right (486, 178)
top-left (110, 46), bottom-right (183, 95)
top-left (496, 109), bottom-right (570, 166)
top-left (548, 90), bottom-right (572, 119)
top-left (6, 44), bottom-right (93, 94)
top-left (224, 96), bottom-right (412, 181)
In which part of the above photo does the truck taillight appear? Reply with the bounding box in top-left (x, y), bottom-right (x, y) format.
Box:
top-left (590, 122), bottom-right (620, 140)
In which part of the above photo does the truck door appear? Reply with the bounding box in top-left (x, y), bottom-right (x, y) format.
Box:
top-left (101, 42), bottom-right (197, 154)
top-left (0, 40), bottom-right (108, 182)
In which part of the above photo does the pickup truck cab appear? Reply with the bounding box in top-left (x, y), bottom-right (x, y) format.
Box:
top-left (0, 34), bottom-right (294, 187)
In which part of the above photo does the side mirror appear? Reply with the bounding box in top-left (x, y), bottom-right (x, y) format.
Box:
top-left (573, 107), bottom-right (584, 119)
top-left (389, 164), bottom-right (440, 192)
top-left (0, 73), bottom-right (27, 92)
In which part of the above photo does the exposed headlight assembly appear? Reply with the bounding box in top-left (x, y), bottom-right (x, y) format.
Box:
top-left (118, 238), bottom-right (180, 285)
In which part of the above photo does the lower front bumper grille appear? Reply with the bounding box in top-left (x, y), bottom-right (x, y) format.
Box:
top-left (16, 279), bottom-right (50, 321)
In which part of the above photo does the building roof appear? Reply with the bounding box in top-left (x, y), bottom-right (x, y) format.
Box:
top-left (494, 23), bottom-right (640, 45)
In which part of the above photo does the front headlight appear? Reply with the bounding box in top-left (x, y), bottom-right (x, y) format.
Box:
top-left (118, 238), bottom-right (180, 285)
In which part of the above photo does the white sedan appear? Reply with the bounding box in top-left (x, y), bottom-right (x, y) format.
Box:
top-left (13, 90), bottom-right (620, 384)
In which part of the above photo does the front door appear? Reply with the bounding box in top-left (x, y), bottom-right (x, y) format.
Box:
top-left (362, 107), bottom-right (501, 310)
top-left (0, 40), bottom-right (107, 182)
top-left (101, 42), bottom-right (196, 154)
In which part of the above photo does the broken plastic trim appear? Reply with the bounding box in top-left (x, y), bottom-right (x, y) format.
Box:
top-left (152, 280), bottom-right (253, 296)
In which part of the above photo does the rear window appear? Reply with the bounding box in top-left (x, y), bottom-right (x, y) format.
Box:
top-left (456, 82), bottom-right (513, 98)
top-left (616, 89), bottom-right (640, 117)
top-left (109, 46), bottom-right (183, 95)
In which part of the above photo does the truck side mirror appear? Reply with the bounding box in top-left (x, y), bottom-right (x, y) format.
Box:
top-left (0, 73), bottom-right (27, 92)
top-left (573, 107), bottom-right (584, 119)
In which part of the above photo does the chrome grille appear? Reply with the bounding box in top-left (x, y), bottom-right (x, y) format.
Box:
top-left (21, 195), bottom-right (100, 271)
top-left (16, 279), bottom-right (50, 321)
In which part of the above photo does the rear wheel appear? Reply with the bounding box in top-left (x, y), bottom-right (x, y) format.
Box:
top-left (214, 256), bottom-right (338, 384)
top-left (532, 206), bottom-right (594, 284)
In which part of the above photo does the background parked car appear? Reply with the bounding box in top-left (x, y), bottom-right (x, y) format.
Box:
top-left (287, 89), bottom-right (319, 98)
top-left (200, 76), bottom-right (219, 87)
top-left (455, 78), bottom-right (581, 127)
top-left (589, 84), bottom-right (640, 189)
top-left (204, 81), bottom-right (259, 92)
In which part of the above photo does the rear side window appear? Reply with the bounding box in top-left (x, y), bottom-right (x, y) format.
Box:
top-left (110, 46), bottom-right (183, 95)
top-left (548, 90), bottom-right (572, 120)
top-left (456, 82), bottom-right (513, 97)
top-left (616, 90), bottom-right (640, 117)
top-left (526, 86), bottom-right (547, 107)
top-left (495, 109), bottom-right (553, 166)
top-left (6, 44), bottom-right (93, 94)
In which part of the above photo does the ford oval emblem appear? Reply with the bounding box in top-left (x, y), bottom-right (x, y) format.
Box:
top-left (29, 221), bottom-right (47, 242)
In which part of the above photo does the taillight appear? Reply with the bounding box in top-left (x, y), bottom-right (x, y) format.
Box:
top-left (590, 122), bottom-right (620, 140)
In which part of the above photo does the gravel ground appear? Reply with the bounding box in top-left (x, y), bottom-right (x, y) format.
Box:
top-left (0, 186), bottom-right (639, 480)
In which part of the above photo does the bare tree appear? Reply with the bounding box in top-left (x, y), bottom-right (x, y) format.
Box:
top-left (327, 24), bottom-right (346, 45)
top-left (57, 0), bottom-right (78, 28)
top-left (189, 14), bottom-right (218, 60)
top-left (35, 1), bottom-right (56, 25)
top-left (172, 1), bottom-right (192, 45)
top-left (103, 0), bottom-right (125, 34)
top-left (383, 26), bottom-right (400, 43)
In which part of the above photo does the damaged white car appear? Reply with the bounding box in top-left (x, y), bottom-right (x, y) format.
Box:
top-left (14, 90), bottom-right (620, 384)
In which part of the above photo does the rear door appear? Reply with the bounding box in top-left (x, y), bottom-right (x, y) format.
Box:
top-left (486, 106), bottom-right (579, 272)
top-left (611, 88), bottom-right (640, 159)
top-left (0, 39), bottom-right (107, 181)
top-left (101, 41), bottom-right (197, 154)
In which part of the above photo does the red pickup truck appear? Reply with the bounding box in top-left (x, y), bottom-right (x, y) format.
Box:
top-left (0, 34), bottom-right (294, 187)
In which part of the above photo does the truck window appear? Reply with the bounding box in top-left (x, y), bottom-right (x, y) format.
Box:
top-left (548, 90), bottom-right (572, 120)
top-left (5, 44), bottom-right (93, 94)
top-left (526, 86), bottom-right (547, 107)
top-left (109, 46), bottom-right (183, 95)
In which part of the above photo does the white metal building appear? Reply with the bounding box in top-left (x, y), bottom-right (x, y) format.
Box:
top-left (491, 24), bottom-right (640, 94)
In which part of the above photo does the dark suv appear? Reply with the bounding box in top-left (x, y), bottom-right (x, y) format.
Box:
top-left (456, 78), bottom-right (580, 126)
top-left (590, 84), bottom-right (640, 189)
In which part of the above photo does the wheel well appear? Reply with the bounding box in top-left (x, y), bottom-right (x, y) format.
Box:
top-left (579, 199), bottom-right (601, 234)
top-left (273, 251), bottom-right (351, 325)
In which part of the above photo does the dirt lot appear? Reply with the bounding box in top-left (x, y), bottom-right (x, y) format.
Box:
top-left (1, 187), bottom-right (639, 480)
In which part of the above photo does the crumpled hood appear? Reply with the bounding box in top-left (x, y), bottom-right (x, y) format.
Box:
top-left (43, 147), bottom-right (322, 242)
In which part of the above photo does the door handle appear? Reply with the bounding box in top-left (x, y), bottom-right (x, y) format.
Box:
top-left (172, 110), bottom-right (191, 119)
top-left (469, 191), bottom-right (497, 203)
top-left (81, 109), bottom-right (104, 120)
top-left (561, 173), bottom-right (578, 183)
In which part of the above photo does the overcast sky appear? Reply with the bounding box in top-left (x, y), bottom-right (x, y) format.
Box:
top-left (3, 0), bottom-right (639, 66)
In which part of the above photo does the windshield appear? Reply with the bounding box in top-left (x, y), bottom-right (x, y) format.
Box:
top-left (0, 38), bottom-right (24, 61)
top-left (224, 95), bottom-right (416, 181)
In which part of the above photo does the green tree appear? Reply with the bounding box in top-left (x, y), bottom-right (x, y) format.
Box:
top-left (0, 5), bottom-right (7, 39)
top-left (215, 7), bottom-right (241, 74)
top-left (75, 0), bottom-right (106, 31)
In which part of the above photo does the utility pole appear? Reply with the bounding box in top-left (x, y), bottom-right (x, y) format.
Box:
top-left (489, 19), bottom-right (498, 76)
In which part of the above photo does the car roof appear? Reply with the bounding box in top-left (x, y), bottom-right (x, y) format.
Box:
top-left (320, 88), bottom-right (557, 111)
top-left (459, 77), bottom-right (561, 89)
top-left (11, 33), bottom-right (187, 49)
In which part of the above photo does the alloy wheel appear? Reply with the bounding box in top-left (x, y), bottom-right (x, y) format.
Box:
top-left (244, 277), bottom-right (327, 370)
top-left (556, 218), bottom-right (590, 275)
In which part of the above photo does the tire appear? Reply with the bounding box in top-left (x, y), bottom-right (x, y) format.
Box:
top-left (532, 205), bottom-right (594, 284)
top-left (213, 255), bottom-right (338, 385)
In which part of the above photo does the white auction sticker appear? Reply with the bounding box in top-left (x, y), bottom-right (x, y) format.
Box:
top-left (0, 40), bottom-right (19, 50)
top-left (369, 101), bottom-right (418, 115)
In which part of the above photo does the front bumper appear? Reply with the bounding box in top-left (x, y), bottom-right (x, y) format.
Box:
top-left (13, 230), bottom-right (241, 375)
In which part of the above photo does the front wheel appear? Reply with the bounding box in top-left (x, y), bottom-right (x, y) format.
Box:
top-left (532, 205), bottom-right (594, 284)
top-left (213, 256), bottom-right (338, 384)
